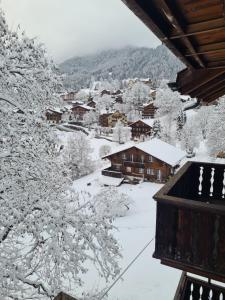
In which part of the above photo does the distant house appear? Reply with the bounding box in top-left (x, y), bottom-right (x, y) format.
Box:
top-left (129, 119), bottom-right (154, 140)
top-left (102, 138), bottom-right (185, 183)
top-left (87, 99), bottom-right (96, 108)
top-left (99, 111), bottom-right (127, 127)
top-left (101, 89), bottom-right (111, 97)
top-left (60, 92), bottom-right (77, 102)
top-left (71, 105), bottom-right (94, 120)
top-left (142, 103), bottom-right (157, 119)
top-left (46, 109), bottom-right (63, 124)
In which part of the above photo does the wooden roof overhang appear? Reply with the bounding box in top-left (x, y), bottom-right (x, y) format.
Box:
top-left (122, 0), bottom-right (225, 103)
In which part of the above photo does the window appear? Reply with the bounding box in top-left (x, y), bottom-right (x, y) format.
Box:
top-left (113, 164), bottom-right (121, 171)
top-left (122, 153), bottom-right (126, 160)
top-left (126, 167), bottom-right (132, 173)
top-left (141, 155), bottom-right (144, 163)
top-left (149, 155), bottom-right (153, 162)
top-left (156, 169), bottom-right (162, 181)
top-left (147, 168), bottom-right (154, 175)
top-left (139, 168), bottom-right (144, 174)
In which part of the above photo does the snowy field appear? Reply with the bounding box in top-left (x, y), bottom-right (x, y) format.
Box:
top-left (57, 129), bottom-right (182, 299)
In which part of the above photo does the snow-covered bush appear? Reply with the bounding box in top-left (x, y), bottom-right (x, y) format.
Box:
top-left (94, 187), bottom-right (132, 218)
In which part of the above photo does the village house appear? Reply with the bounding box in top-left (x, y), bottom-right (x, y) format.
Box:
top-left (46, 109), bottom-right (63, 124)
top-left (71, 104), bottom-right (94, 121)
top-left (99, 111), bottom-right (127, 127)
top-left (142, 102), bottom-right (157, 119)
top-left (129, 119), bottom-right (154, 140)
top-left (60, 92), bottom-right (77, 102)
top-left (102, 138), bottom-right (185, 183)
top-left (87, 99), bottom-right (96, 108)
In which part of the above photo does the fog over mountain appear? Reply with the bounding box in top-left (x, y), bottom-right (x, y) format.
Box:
top-left (59, 45), bottom-right (184, 90)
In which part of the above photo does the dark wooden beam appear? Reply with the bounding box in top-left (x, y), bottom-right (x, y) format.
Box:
top-left (168, 26), bottom-right (225, 40)
top-left (191, 73), bottom-right (225, 98)
top-left (121, 0), bottom-right (195, 68)
top-left (203, 86), bottom-right (225, 103)
top-left (176, 68), bottom-right (225, 95)
top-left (155, 0), bottom-right (205, 67)
top-left (185, 48), bottom-right (225, 57)
top-left (198, 41), bottom-right (225, 52)
top-left (207, 60), bottom-right (225, 68)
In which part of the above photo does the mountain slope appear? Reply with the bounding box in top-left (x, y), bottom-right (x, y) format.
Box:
top-left (60, 45), bottom-right (184, 89)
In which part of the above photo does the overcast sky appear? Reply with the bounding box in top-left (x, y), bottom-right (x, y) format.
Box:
top-left (1, 0), bottom-right (160, 63)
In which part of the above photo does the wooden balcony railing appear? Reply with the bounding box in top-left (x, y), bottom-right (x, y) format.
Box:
top-left (153, 161), bottom-right (225, 282)
top-left (174, 272), bottom-right (225, 300)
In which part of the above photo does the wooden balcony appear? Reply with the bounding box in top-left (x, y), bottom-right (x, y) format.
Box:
top-left (153, 161), bottom-right (225, 282)
top-left (123, 161), bottom-right (145, 168)
top-left (102, 167), bottom-right (124, 178)
top-left (174, 272), bottom-right (225, 300)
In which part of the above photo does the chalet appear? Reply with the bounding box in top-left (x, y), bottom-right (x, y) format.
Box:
top-left (129, 119), bottom-right (154, 140)
top-left (101, 89), bottom-right (111, 97)
top-left (71, 105), bottom-right (94, 121)
top-left (87, 99), bottom-right (96, 108)
top-left (46, 109), bottom-right (63, 124)
top-left (99, 111), bottom-right (127, 127)
top-left (142, 103), bottom-right (157, 119)
top-left (102, 138), bottom-right (185, 183)
top-left (60, 92), bottom-right (77, 102)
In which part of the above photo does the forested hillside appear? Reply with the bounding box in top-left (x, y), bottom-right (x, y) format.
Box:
top-left (60, 45), bottom-right (183, 90)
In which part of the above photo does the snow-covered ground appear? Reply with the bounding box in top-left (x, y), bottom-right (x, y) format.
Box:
top-left (57, 129), bottom-right (182, 299)
top-left (73, 173), bottom-right (181, 300)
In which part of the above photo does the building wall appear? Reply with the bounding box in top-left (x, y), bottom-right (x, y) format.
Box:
top-left (142, 103), bottom-right (157, 119)
top-left (46, 112), bottom-right (62, 124)
top-left (108, 112), bottom-right (127, 127)
top-left (107, 147), bottom-right (173, 182)
top-left (71, 106), bottom-right (89, 120)
top-left (129, 120), bottom-right (152, 139)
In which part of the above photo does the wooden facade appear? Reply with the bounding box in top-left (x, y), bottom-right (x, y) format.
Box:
top-left (129, 120), bottom-right (153, 139)
top-left (61, 92), bottom-right (76, 102)
top-left (154, 161), bottom-right (225, 282)
top-left (99, 111), bottom-right (127, 127)
top-left (71, 105), bottom-right (93, 120)
top-left (46, 109), bottom-right (62, 124)
top-left (142, 103), bottom-right (157, 119)
top-left (103, 146), bottom-right (174, 183)
top-left (54, 292), bottom-right (77, 300)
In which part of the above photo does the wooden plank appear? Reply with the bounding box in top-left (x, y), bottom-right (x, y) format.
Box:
top-left (168, 26), bottom-right (225, 40)
top-left (54, 292), bottom-right (77, 300)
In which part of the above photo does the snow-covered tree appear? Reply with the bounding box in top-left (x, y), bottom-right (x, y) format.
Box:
top-left (113, 121), bottom-right (131, 144)
top-left (64, 133), bottom-right (95, 180)
top-left (180, 121), bottom-right (200, 156)
top-left (195, 106), bottom-right (211, 139)
top-left (127, 109), bottom-right (141, 122)
top-left (83, 110), bottom-right (99, 129)
top-left (176, 110), bottom-right (186, 140)
top-left (99, 144), bottom-right (112, 158)
top-left (207, 98), bottom-right (225, 156)
top-left (0, 10), bottom-right (120, 299)
top-left (96, 94), bottom-right (112, 113)
top-left (93, 188), bottom-right (131, 218)
top-left (151, 120), bottom-right (162, 138)
top-left (124, 81), bottom-right (150, 107)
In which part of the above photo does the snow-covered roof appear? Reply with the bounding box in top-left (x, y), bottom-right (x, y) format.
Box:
top-left (137, 138), bottom-right (185, 167)
top-left (46, 108), bottom-right (63, 114)
top-left (104, 138), bottom-right (185, 167)
top-left (130, 119), bottom-right (155, 128)
top-left (74, 104), bottom-right (95, 111)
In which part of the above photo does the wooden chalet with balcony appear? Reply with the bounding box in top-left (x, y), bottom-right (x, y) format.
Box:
top-left (122, 0), bottom-right (225, 298)
top-left (71, 104), bottom-right (94, 121)
top-left (60, 92), bottom-right (77, 102)
top-left (99, 111), bottom-right (127, 127)
top-left (142, 102), bottom-right (157, 119)
top-left (102, 138), bottom-right (185, 183)
top-left (46, 109), bottom-right (63, 124)
top-left (129, 119), bottom-right (154, 140)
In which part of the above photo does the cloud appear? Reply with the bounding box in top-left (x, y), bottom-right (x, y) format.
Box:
top-left (1, 0), bottom-right (160, 62)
